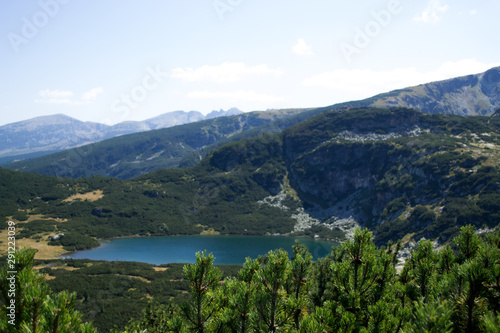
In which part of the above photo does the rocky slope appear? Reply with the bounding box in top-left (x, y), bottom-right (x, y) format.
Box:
top-left (362, 66), bottom-right (500, 116)
top-left (206, 108), bottom-right (500, 243)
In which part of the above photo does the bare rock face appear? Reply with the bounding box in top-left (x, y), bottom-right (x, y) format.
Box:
top-left (283, 109), bottom-right (424, 213)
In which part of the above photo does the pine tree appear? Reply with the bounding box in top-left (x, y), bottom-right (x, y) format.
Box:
top-left (309, 255), bottom-right (334, 307)
top-left (301, 228), bottom-right (406, 332)
top-left (403, 240), bottom-right (440, 302)
top-left (0, 247), bottom-right (98, 333)
top-left (332, 228), bottom-right (402, 330)
top-left (287, 241), bottom-right (313, 330)
top-left (218, 257), bottom-right (260, 333)
top-left (254, 249), bottom-right (295, 332)
top-left (405, 298), bottom-right (453, 333)
top-left (483, 312), bottom-right (500, 333)
top-left (444, 226), bottom-right (497, 333)
top-left (455, 225), bottom-right (481, 263)
top-left (116, 302), bottom-right (185, 333)
top-left (180, 250), bottom-right (223, 333)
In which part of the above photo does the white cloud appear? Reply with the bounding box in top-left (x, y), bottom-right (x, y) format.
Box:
top-left (38, 89), bottom-right (74, 98)
top-left (470, 9), bottom-right (478, 16)
top-left (187, 90), bottom-right (285, 103)
top-left (81, 87), bottom-right (104, 103)
top-left (414, 0), bottom-right (449, 24)
top-left (293, 38), bottom-right (314, 56)
top-left (429, 59), bottom-right (500, 81)
top-left (302, 59), bottom-right (500, 100)
top-left (35, 89), bottom-right (74, 104)
top-left (35, 88), bottom-right (103, 105)
top-left (170, 62), bottom-right (283, 83)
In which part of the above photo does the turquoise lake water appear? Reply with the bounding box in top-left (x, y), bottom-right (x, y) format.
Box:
top-left (66, 235), bottom-right (336, 265)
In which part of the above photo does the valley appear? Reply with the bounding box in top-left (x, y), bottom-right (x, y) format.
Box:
top-left (1, 70), bottom-right (499, 333)
top-left (2, 108), bottom-right (499, 254)
top-left (3, 0), bottom-right (500, 329)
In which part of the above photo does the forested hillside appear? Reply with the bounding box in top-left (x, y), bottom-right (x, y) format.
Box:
top-left (1, 108), bottom-right (499, 252)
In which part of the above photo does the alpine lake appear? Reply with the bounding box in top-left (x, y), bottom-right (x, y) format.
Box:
top-left (65, 235), bottom-right (337, 265)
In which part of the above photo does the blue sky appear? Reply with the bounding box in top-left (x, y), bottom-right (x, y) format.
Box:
top-left (1, 0), bottom-right (499, 126)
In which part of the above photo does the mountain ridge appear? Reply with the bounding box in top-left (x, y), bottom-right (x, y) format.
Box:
top-left (354, 66), bottom-right (500, 115)
top-left (4, 108), bottom-right (310, 178)
top-left (4, 66), bottom-right (500, 178)
top-left (0, 108), bottom-right (244, 161)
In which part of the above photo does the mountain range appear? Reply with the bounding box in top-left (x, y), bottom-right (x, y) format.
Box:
top-left (0, 108), bottom-right (243, 163)
top-left (3, 108), bottom-right (311, 178)
top-left (4, 66), bottom-right (500, 179)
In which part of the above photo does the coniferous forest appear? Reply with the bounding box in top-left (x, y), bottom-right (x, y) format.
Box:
top-left (2, 226), bottom-right (500, 332)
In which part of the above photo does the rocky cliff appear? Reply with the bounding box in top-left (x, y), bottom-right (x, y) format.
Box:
top-left (205, 108), bottom-right (500, 244)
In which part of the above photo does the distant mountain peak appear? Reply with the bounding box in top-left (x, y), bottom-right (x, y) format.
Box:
top-left (205, 107), bottom-right (243, 119)
top-left (0, 108), bottom-right (246, 161)
top-left (1, 113), bottom-right (78, 130)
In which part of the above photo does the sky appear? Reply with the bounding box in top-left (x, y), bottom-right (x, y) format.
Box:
top-left (1, 0), bottom-right (499, 126)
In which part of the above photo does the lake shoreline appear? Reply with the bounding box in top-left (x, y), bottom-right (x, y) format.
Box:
top-left (61, 234), bottom-right (337, 265)
top-left (59, 232), bottom-right (339, 258)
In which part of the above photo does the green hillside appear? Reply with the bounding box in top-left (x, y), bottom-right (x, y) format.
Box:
top-left (350, 66), bottom-right (500, 116)
top-left (1, 107), bottom-right (500, 332)
top-left (1, 108), bottom-right (499, 251)
top-left (3, 108), bottom-right (312, 179)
